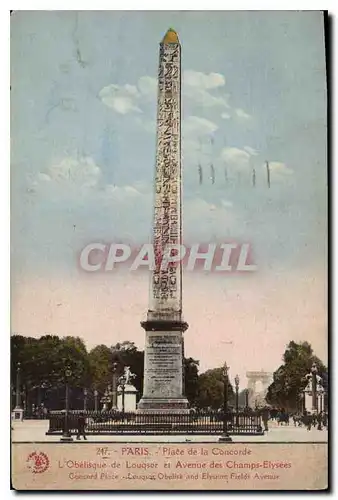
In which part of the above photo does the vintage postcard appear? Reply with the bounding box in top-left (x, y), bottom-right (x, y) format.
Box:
top-left (10, 10), bottom-right (328, 491)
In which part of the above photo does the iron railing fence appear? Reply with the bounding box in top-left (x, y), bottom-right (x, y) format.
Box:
top-left (46, 410), bottom-right (264, 435)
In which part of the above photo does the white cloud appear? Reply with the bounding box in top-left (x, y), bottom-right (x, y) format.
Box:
top-left (184, 197), bottom-right (237, 241)
top-left (221, 112), bottom-right (231, 120)
top-left (99, 84), bottom-right (142, 115)
top-left (31, 156), bottom-right (153, 212)
top-left (99, 76), bottom-right (157, 117)
top-left (235, 108), bottom-right (252, 120)
top-left (99, 76), bottom-right (157, 116)
top-left (134, 117), bottom-right (156, 133)
top-left (221, 147), bottom-right (251, 169)
top-left (45, 156), bottom-right (102, 188)
top-left (256, 161), bottom-right (293, 186)
top-left (186, 198), bottom-right (217, 216)
top-left (244, 146), bottom-right (259, 156)
top-left (124, 84), bottom-right (139, 97)
top-left (183, 70), bottom-right (229, 109)
top-left (183, 70), bottom-right (225, 89)
top-left (139, 113), bottom-right (218, 139)
top-left (100, 70), bottom-right (231, 118)
top-left (183, 116), bottom-right (218, 138)
top-left (137, 76), bottom-right (157, 97)
top-left (182, 116), bottom-right (218, 164)
top-left (104, 184), bottom-right (143, 201)
top-left (37, 172), bottom-right (52, 182)
top-left (221, 200), bottom-right (233, 208)
top-left (184, 87), bottom-right (229, 108)
top-left (113, 97), bottom-right (141, 114)
top-left (182, 139), bottom-right (201, 166)
top-left (267, 162), bottom-right (293, 175)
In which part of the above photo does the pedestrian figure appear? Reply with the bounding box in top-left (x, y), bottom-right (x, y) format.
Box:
top-left (261, 407), bottom-right (269, 432)
top-left (76, 412), bottom-right (87, 440)
top-left (323, 412), bottom-right (328, 429)
top-left (303, 411), bottom-right (312, 431)
top-left (277, 411), bottom-right (281, 425)
top-left (292, 413), bottom-right (301, 427)
top-left (298, 413), bottom-right (303, 426)
top-left (278, 409), bottom-right (288, 426)
top-left (317, 411), bottom-right (323, 431)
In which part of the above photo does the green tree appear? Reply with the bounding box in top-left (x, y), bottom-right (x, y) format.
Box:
top-left (11, 335), bottom-right (42, 409)
top-left (11, 334), bottom-right (202, 409)
top-left (11, 334), bottom-right (92, 410)
top-left (196, 367), bottom-right (234, 410)
top-left (11, 334), bottom-right (64, 392)
top-left (89, 344), bottom-right (114, 393)
top-left (54, 336), bottom-right (91, 388)
top-left (11, 334), bottom-right (29, 379)
top-left (184, 357), bottom-right (199, 406)
top-left (266, 341), bottom-right (327, 410)
top-left (11, 335), bottom-right (38, 386)
top-left (25, 335), bottom-right (61, 388)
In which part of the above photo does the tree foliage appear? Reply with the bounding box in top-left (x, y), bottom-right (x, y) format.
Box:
top-left (11, 335), bottom-right (200, 409)
top-left (266, 341), bottom-right (327, 410)
top-left (184, 357), bottom-right (199, 406)
top-left (11, 334), bottom-right (91, 410)
top-left (13, 335), bottom-right (327, 413)
top-left (88, 345), bottom-right (114, 392)
top-left (196, 367), bottom-right (234, 410)
top-left (11, 334), bottom-right (90, 390)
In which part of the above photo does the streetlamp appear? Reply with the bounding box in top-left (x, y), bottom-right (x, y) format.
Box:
top-left (112, 362), bottom-right (118, 410)
top-left (60, 366), bottom-right (73, 442)
top-left (245, 389), bottom-right (249, 410)
top-left (235, 374), bottom-right (240, 426)
top-left (219, 361), bottom-right (232, 443)
top-left (317, 385), bottom-right (324, 413)
top-left (119, 373), bottom-right (127, 414)
top-left (101, 388), bottom-right (110, 411)
top-left (12, 362), bottom-right (24, 421)
top-left (83, 388), bottom-right (88, 411)
top-left (14, 362), bottom-right (22, 410)
top-left (311, 363), bottom-right (318, 413)
top-left (94, 389), bottom-right (99, 412)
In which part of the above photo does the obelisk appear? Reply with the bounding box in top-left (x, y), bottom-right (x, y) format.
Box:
top-left (138, 28), bottom-right (189, 413)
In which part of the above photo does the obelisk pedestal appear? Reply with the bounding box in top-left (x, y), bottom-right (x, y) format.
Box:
top-left (138, 315), bottom-right (189, 413)
top-left (138, 29), bottom-right (189, 413)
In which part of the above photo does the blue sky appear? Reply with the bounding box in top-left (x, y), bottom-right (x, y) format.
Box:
top-left (10, 11), bottom-right (327, 374)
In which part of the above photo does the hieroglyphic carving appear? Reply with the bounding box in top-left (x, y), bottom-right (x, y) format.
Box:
top-left (150, 42), bottom-right (181, 313)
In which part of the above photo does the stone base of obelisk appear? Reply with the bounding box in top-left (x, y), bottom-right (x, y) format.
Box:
top-left (138, 318), bottom-right (189, 414)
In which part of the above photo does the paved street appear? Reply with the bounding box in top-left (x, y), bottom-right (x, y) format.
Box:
top-left (11, 420), bottom-right (328, 443)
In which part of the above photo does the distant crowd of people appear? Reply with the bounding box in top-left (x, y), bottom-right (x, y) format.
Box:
top-left (262, 407), bottom-right (328, 431)
top-left (31, 403), bottom-right (49, 418)
top-left (292, 410), bottom-right (328, 431)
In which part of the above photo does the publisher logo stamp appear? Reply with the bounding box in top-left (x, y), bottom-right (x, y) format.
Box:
top-left (26, 451), bottom-right (50, 474)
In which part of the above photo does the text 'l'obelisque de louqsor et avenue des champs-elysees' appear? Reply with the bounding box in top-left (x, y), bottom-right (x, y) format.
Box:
top-left (137, 28), bottom-right (189, 413)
